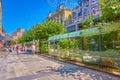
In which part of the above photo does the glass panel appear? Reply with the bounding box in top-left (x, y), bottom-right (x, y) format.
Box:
top-left (83, 5), bottom-right (90, 14)
top-left (78, 8), bottom-right (82, 17)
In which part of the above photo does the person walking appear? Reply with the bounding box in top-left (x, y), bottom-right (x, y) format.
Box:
top-left (16, 45), bottom-right (19, 55)
top-left (24, 45), bottom-right (27, 52)
top-left (31, 43), bottom-right (36, 55)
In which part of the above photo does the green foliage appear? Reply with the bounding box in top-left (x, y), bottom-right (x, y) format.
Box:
top-left (17, 37), bottom-right (25, 44)
top-left (18, 29), bottom-right (35, 43)
top-left (100, 0), bottom-right (120, 22)
top-left (70, 53), bottom-right (82, 58)
top-left (82, 16), bottom-right (94, 29)
top-left (24, 30), bottom-right (35, 42)
top-left (102, 31), bottom-right (118, 50)
top-left (18, 21), bottom-right (65, 43)
top-left (60, 49), bottom-right (69, 60)
top-left (17, 21), bottom-right (65, 53)
top-left (87, 36), bottom-right (99, 51)
top-left (59, 39), bottom-right (68, 49)
top-left (34, 21), bottom-right (65, 41)
top-left (40, 43), bottom-right (48, 53)
top-left (69, 39), bottom-right (77, 48)
top-left (58, 39), bottom-right (79, 49)
top-left (9, 40), bottom-right (16, 46)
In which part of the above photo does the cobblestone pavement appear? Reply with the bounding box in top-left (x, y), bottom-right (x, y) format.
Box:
top-left (0, 51), bottom-right (8, 80)
top-left (0, 52), bottom-right (120, 80)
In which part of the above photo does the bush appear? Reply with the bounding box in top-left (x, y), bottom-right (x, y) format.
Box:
top-left (39, 43), bottom-right (48, 53)
top-left (58, 39), bottom-right (68, 49)
top-left (102, 59), bottom-right (115, 68)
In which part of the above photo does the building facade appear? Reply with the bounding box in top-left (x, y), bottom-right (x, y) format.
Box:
top-left (47, 4), bottom-right (72, 28)
top-left (11, 28), bottom-right (24, 41)
top-left (66, 0), bottom-right (101, 32)
top-left (0, 0), bottom-right (4, 49)
top-left (0, 0), bottom-right (7, 48)
top-left (0, 0), bottom-right (2, 34)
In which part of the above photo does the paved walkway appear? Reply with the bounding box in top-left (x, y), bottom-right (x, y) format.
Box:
top-left (0, 52), bottom-right (120, 80)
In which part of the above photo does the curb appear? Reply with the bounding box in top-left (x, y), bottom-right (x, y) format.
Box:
top-left (38, 54), bottom-right (120, 77)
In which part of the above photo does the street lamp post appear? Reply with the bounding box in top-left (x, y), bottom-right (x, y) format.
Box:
top-left (80, 32), bottom-right (84, 63)
top-left (98, 27), bottom-right (102, 67)
top-left (54, 40), bottom-right (56, 57)
top-left (48, 40), bottom-right (50, 55)
top-left (68, 31), bottom-right (70, 58)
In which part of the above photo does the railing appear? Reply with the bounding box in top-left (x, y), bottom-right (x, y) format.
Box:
top-left (48, 48), bottom-right (120, 68)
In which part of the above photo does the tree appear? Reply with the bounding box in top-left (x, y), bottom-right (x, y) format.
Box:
top-left (33, 21), bottom-right (65, 52)
top-left (100, 0), bottom-right (120, 22)
top-left (82, 16), bottom-right (94, 29)
top-left (23, 30), bottom-right (35, 42)
top-left (34, 21), bottom-right (65, 41)
top-left (9, 40), bottom-right (16, 46)
top-left (17, 37), bottom-right (25, 44)
top-left (17, 21), bottom-right (65, 53)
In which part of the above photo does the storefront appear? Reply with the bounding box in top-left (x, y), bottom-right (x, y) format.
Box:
top-left (0, 36), bottom-right (5, 50)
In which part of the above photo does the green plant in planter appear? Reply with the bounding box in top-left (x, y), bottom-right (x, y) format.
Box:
top-left (40, 43), bottom-right (48, 53)
top-left (102, 31), bottom-right (118, 50)
top-left (58, 39), bottom-right (68, 49)
top-left (60, 49), bottom-right (69, 60)
top-left (82, 16), bottom-right (94, 29)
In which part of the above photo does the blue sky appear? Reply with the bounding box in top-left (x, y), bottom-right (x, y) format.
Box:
top-left (2, 0), bottom-right (78, 36)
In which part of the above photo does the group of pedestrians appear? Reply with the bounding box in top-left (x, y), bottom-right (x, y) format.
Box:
top-left (8, 43), bottom-right (36, 55)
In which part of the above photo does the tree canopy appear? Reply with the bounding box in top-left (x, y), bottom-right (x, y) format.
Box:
top-left (100, 0), bottom-right (120, 22)
top-left (18, 21), bottom-right (65, 43)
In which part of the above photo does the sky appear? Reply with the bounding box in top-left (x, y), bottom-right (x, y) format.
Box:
top-left (2, 0), bottom-right (78, 36)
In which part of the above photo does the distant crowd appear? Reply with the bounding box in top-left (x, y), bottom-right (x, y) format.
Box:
top-left (3, 43), bottom-right (36, 55)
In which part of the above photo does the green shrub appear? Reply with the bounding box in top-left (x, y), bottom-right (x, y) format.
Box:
top-left (59, 39), bottom-right (68, 49)
top-left (39, 43), bottom-right (48, 53)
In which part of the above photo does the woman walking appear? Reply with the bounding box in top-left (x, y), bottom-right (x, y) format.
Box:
top-left (31, 43), bottom-right (36, 55)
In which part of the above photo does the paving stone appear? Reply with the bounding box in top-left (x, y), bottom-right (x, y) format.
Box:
top-left (0, 52), bottom-right (120, 80)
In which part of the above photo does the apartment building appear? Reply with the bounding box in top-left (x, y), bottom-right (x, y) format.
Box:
top-left (66, 0), bottom-right (101, 32)
top-left (11, 28), bottom-right (24, 41)
top-left (47, 4), bottom-right (72, 28)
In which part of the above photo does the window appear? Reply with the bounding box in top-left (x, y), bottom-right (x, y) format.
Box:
top-left (84, 5), bottom-right (89, 14)
top-left (78, 8), bottom-right (82, 17)
top-left (66, 25), bottom-right (76, 32)
top-left (92, 5), bottom-right (99, 16)
top-left (72, 12), bottom-right (77, 19)
top-left (91, 0), bottom-right (98, 5)
top-left (77, 23), bottom-right (82, 30)
top-left (83, 0), bottom-right (89, 5)
top-left (78, 0), bottom-right (83, 6)
top-left (60, 14), bottom-right (63, 24)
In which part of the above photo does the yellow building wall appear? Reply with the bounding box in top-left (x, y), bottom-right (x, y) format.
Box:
top-left (64, 10), bottom-right (72, 20)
